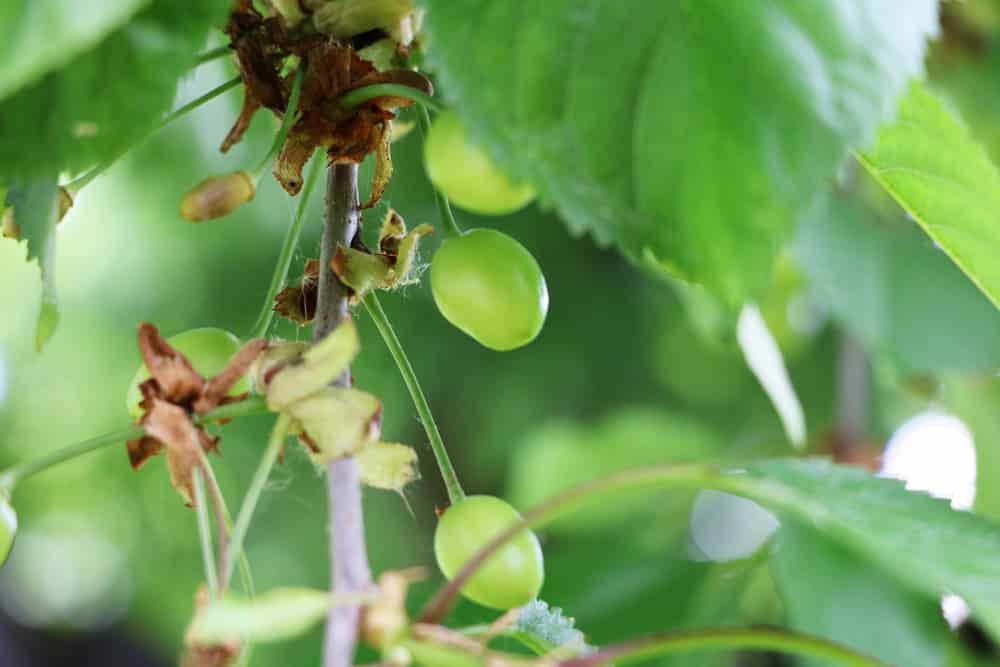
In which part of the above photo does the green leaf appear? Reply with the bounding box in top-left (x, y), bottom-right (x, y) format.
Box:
top-left (771, 521), bottom-right (956, 667)
top-left (542, 533), bottom-right (755, 667)
top-left (797, 192), bottom-right (1000, 372)
top-left (5, 179), bottom-right (60, 350)
top-left (725, 460), bottom-right (1000, 641)
top-left (0, 0), bottom-right (148, 101)
top-left (0, 0), bottom-right (229, 181)
top-left (191, 588), bottom-right (334, 644)
top-left (506, 408), bottom-right (722, 537)
top-left (858, 82), bottom-right (1000, 312)
top-left (421, 0), bottom-right (938, 303)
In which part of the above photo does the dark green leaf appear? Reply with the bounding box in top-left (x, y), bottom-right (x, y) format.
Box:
top-left (421, 0), bottom-right (937, 303)
top-left (726, 460), bottom-right (1000, 641)
top-left (5, 179), bottom-right (60, 350)
top-left (0, 0), bottom-right (230, 181)
top-left (858, 82), bottom-right (1000, 311)
top-left (797, 192), bottom-right (1000, 372)
top-left (771, 521), bottom-right (955, 667)
top-left (0, 0), bottom-right (148, 100)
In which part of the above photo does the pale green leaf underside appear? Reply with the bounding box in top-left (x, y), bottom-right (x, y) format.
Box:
top-left (858, 82), bottom-right (1000, 312)
top-left (797, 192), bottom-right (1000, 372)
top-left (421, 0), bottom-right (937, 303)
top-left (0, 0), bottom-right (148, 101)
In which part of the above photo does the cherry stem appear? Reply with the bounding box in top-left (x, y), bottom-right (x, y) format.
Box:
top-left (362, 292), bottom-right (466, 505)
top-left (195, 45), bottom-right (231, 65)
top-left (416, 104), bottom-right (463, 238)
top-left (250, 149), bottom-right (324, 340)
top-left (67, 76), bottom-right (242, 193)
top-left (199, 456), bottom-right (232, 589)
top-left (222, 413), bottom-right (290, 590)
top-left (193, 466), bottom-right (221, 595)
top-left (0, 395), bottom-right (270, 491)
top-left (251, 65), bottom-right (307, 183)
top-left (338, 84), bottom-right (442, 113)
top-left (559, 627), bottom-right (888, 667)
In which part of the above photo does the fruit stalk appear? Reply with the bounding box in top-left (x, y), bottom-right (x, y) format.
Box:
top-left (316, 163), bottom-right (372, 667)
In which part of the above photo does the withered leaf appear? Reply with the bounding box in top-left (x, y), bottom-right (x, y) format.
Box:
top-left (357, 442), bottom-right (419, 492)
top-left (332, 209), bottom-right (433, 299)
top-left (265, 319), bottom-right (361, 411)
top-left (274, 259), bottom-right (319, 326)
top-left (287, 388), bottom-right (383, 462)
top-left (140, 399), bottom-right (208, 506)
top-left (194, 338), bottom-right (268, 414)
top-left (137, 322), bottom-right (204, 405)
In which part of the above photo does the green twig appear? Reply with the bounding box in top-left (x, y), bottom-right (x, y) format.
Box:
top-left (0, 395), bottom-right (270, 491)
top-left (67, 76), bottom-right (242, 192)
top-left (196, 45), bottom-right (232, 65)
top-left (416, 105), bottom-right (462, 238)
top-left (559, 627), bottom-right (888, 667)
top-left (193, 466), bottom-right (221, 595)
top-left (362, 292), bottom-right (465, 504)
top-left (222, 413), bottom-right (291, 590)
top-left (338, 83), bottom-right (442, 113)
top-left (250, 66), bottom-right (306, 182)
top-left (249, 151), bottom-right (324, 340)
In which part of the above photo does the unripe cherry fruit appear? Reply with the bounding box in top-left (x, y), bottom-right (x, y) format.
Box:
top-left (125, 327), bottom-right (247, 419)
top-left (433, 495), bottom-right (544, 610)
top-left (430, 229), bottom-right (548, 351)
top-left (423, 111), bottom-right (536, 216)
top-left (0, 497), bottom-right (17, 567)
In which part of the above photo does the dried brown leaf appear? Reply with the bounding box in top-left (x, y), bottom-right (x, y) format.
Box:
top-left (194, 339), bottom-right (268, 414)
top-left (137, 322), bottom-right (204, 405)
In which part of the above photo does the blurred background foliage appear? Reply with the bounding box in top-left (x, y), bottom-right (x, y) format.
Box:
top-left (2, 1), bottom-right (1000, 666)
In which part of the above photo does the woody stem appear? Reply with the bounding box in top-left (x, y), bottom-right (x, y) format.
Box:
top-left (316, 163), bottom-right (372, 667)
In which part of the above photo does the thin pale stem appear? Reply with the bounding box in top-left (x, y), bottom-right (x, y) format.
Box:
top-left (316, 163), bottom-right (371, 667)
top-left (559, 627), bottom-right (888, 667)
top-left (222, 413), bottom-right (291, 590)
top-left (339, 84), bottom-right (442, 113)
top-left (193, 466), bottom-right (220, 595)
top-left (362, 292), bottom-right (465, 504)
top-left (199, 457), bottom-right (231, 587)
top-left (416, 105), bottom-right (462, 238)
top-left (67, 76), bottom-right (242, 192)
top-left (249, 150), bottom-right (324, 339)
top-left (0, 395), bottom-right (269, 491)
top-left (250, 66), bottom-right (306, 182)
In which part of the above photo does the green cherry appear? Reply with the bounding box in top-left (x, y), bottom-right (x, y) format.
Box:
top-left (430, 229), bottom-right (548, 351)
top-left (433, 495), bottom-right (544, 610)
top-left (0, 497), bottom-right (17, 567)
top-left (423, 111), bottom-right (535, 216)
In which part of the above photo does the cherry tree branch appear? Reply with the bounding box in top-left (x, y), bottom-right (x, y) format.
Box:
top-left (316, 162), bottom-right (372, 667)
